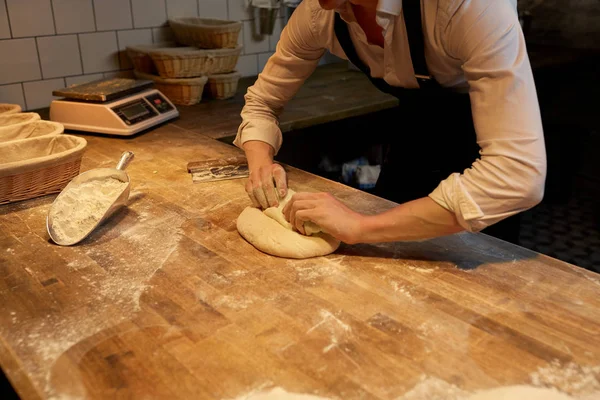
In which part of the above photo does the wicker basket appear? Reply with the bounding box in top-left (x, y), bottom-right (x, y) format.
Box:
top-left (169, 18), bottom-right (242, 49)
top-left (0, 112), bottom-right (41, 128)
top-left (133, 70), bottom-right (208, 106)
top-left (126, 41), bottom-right (179, 75)
top-left (0, 120), bottom-right (64, 143)
top-left (0, 135), bottom-right (87, 205)
top-left (150, 45), bottom-right (242, 78)
top-left (0, 104), bottom-right (22, 114)
top-left (207, 71), bottom-right (241, 100)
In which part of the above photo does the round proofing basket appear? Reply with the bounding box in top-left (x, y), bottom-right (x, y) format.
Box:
top-left (134, 70), bottom-right (208, 106)
top-left (0, 120), bottom-right (64, 143)
top-left (149, 45), bottom-right (242, 78)
top-left (169, 18), bottom-right (242, 49)
top-left (0, 112), bottom-right (41, 128)
top-left (126, 41), bottom-right (179, 75)
top-left (0, 134), bottom-right (87, 205)
top-left (207, 71), bottom-right (241, 100)
top-left (0, 104), bottom-right (22, 115)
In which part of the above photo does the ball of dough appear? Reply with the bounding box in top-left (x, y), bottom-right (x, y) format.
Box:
top-left (236, 206), bottom-right (340, 259)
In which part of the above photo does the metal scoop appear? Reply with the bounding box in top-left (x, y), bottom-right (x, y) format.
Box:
top-left (47, 151), bottom-right (135, 246)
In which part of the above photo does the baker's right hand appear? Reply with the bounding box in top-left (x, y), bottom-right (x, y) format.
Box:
top-left (243, 140), bottom-right (287, 209)
top-left (245, 162), bottom-right (287, 209)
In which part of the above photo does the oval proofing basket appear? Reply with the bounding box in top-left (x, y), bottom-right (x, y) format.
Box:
top-left (0, 120), bottom-right (64, 143)
top-left (126, 41), bottom-right (179, 75)
top-left (134, 70), bottom-right (208, 105)
top-left (149, 45), bottom-right (242, 78)
top-left (0, 104), bottom-right (22, 115)
top-left (0, 135), bottom-right (87, 204)
top-left (207, 71), bottom-right (241, 100)
top-left (169, 18), bottom-right (242, 49)
top-left (0, 112), bottom-right (41, 128)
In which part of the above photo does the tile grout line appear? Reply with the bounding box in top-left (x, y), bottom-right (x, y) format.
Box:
top-left (90, 0), bottom-right (98, 31)
top-left (76, 33), bottom-right (85, 76)
top-left (3, 0), bottom-right (12, 38)
top-left (129, 0), bottom-right (135, 29)
top-left (114, 30), bottom-right (123, 70)
top-left (34, 37), bottom-right (45, 80)
top-left (48, 0), bottom-right (58, 34)
top-left (20, 82), bottom-right (27, 110)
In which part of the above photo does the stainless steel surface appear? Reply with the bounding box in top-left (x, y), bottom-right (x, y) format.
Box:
top-left (116, 151), bottom-right (135, 171)
top-left (46, 151), bottom-right (135, 246)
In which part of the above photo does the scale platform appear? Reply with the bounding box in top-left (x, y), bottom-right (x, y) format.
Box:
top-left (50, 78), bottom-right (179, 136)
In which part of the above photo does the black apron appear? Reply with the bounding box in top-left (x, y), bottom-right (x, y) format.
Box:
top-left (333, 2), bottom-right (521, 243)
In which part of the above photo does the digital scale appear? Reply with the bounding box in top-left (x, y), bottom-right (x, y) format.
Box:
top-left (50, 78), bottom-right (179, 136)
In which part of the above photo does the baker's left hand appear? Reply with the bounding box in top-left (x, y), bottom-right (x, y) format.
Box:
top-left (282, 192), bottom-right (365, 244)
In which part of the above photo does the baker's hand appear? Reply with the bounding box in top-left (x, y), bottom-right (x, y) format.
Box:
top-left (246, 162), bottom-right (287, 209)
top-left (243, 140), bottom-right (287, 208)
top-left (282, 192), bottom-right (365, 244)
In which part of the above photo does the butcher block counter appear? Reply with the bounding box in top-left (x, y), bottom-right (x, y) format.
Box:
top-left (1, 121), bottom-right (600, 400)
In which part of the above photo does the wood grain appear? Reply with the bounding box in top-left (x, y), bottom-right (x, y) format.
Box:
top-left (172, 62), bottom-right (399, 141)
top-left (1, 123), bottom-right (599, 400)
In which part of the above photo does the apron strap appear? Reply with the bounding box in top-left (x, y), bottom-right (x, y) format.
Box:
top-left (403, 0), bottom-right (434, 87)
top-left (333, 12), bottom-right (406, 97)
top-left (333, 1), bottom-right (439, 91)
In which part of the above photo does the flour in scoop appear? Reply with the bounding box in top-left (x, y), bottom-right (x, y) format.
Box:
top-left (50, 177), bottom-right (128, 243)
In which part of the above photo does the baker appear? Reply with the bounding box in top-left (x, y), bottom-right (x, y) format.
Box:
top-left (233, 0), bottom-right (546, 245)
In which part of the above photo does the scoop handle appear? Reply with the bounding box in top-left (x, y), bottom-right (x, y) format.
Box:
top-left (116, 151), bottom-right (134, 171)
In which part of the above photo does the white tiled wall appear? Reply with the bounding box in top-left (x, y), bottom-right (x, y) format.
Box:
top-left (0, 0), bottom-right (293, 110)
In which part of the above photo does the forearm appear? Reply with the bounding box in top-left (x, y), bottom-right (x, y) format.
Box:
top-left (243, 141), bottom-right (274, 170)
top-left (358, 197), bottom-right (464, 243)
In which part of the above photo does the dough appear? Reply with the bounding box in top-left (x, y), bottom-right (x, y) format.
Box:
top-left (237, 190), bottom-right (340, 259)
top-left (467, 386), bottom-right (574, 400)
top-left (263, 189), bottom-right (322, 235)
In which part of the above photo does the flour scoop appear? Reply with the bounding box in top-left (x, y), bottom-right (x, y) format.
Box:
top-left (47, 151), bottom-right (135, 246)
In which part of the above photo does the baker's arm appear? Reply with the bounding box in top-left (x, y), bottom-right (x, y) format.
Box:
top-left (283, 192), bottom-right (462, 243)
top-left (283, 0), bottom-right (546, 243)
top-left (429, 0), bottom-right (546, 231)
top-left (234, 0), bottom-right (328, 208)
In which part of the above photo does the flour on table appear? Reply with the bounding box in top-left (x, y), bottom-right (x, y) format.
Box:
top-left (49, 177), bottom-right (127, 243)
top-left (232, 387), bottom-right (331, 400)
top-left (467, 385), bottom-right (574, 400)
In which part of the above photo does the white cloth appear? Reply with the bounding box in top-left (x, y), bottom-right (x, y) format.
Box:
top-left (234, 0), bottom-right (546, 232)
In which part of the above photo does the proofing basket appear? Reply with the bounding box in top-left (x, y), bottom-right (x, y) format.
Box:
top-left (169, 18), bottom-right (242, 49)
top-left (0, 104), bottom-right (22, 114)
top-left (207, 71), bottom-right (241, 100)
top-left (133, 70), bottom-right (209, 106)
top-left (150, 45), bottom-right (242, 78)
top-left (0, 120), bottom-right (64, 143)
top-left (0, 135), bottom-right (87, 205)
top-left (126, 42), bottom-right (179, 75)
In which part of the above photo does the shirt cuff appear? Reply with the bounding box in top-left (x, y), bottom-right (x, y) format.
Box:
top-left (429, 173), bottom-right (487, 232)
top-left (233, 119), bottom-right (283, 155)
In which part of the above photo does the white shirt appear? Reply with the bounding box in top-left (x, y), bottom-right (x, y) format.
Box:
top-left (233, 0), bottom-right (546, 232)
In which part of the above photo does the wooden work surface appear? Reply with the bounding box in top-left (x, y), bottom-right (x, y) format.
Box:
top-left (171, 62), bottom-right (398, 141)
top-left (1, 124), bottom-right (600, 400)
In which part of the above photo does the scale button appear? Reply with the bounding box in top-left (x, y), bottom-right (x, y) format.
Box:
top-left (154, 99), bottom-right (162, 104)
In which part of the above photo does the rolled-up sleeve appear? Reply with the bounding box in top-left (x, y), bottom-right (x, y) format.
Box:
top-left (233, 0), bottom-right (327, 154)
top-left (429, 0), bottom-right (546, 232)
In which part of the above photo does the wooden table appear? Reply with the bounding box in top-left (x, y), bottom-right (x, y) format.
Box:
top-left (1, 123), bottom-right (600, 400)
top-left (171, 62), bottom-right (398, 141)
